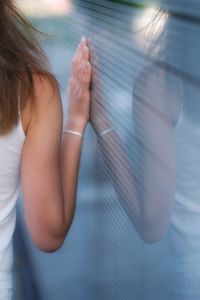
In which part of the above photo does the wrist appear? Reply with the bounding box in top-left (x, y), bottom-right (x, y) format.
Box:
top-left (64, 116), bottom-right (87, 134)
top-left (91, 120), bottom-right (113, 135)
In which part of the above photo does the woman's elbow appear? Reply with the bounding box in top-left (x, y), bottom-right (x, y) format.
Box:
top-left (33, 234), bottom-right (65, 253)
top-left (140, 221), bottom-right (170, 244)
top-left (40, 244), bottom-right (63, 253)
top-left (29, 224), bottom-right (68, 253)
top-left (27, 218), bottom-right (72, 253)
top-left (141, 229), bottom-right (165, 244)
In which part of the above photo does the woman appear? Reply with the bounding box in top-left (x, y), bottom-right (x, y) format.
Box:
top-left (0, 1), bottom-right (92, 299)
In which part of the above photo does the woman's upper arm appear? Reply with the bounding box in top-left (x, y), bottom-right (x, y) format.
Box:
top-left (20, 75), bottom-right (64, 247)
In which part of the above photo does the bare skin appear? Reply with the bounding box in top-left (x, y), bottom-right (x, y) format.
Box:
top-left (20, 37), bottom-right (92, 252)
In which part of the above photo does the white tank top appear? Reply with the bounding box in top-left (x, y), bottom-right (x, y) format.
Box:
top-left (0, 113), bottom-right (25, 289)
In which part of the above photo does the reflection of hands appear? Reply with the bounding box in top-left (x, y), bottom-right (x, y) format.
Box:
top-left (66, 37), bottom-right (92, 132)
top-left (89, 46), bottom-right (113, 134)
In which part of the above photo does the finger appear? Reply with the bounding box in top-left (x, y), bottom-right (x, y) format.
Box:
top-left (77, 36), bottom-right (87, 52)
top-left (71, 37), bottom-right (89, 77)
top-left (82, 61), bottom-right (92, 88)
top-left (75, 47), bottom-right (90, 70)
top-left (79, 60), bottom-right (91, 76)
top-left (82, 45), bottom-right (90, 62)
top-left (77, 43), bottom-right (90, 66)
top-left (72, 37), bottom-right (86, 67)
top-left (77, 36), bottom-right (88, 56)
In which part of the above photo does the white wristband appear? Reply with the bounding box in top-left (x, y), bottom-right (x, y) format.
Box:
top-left (99, 127), bottom-right (114, 137)
top-left (62, 130), bottom-right (83, 139)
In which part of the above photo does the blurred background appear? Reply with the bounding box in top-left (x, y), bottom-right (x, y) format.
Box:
top-left (12, 0), bottom-right (200, 299)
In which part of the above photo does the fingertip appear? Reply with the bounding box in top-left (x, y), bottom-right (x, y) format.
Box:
top-left (77, 36), bottom-right (86, 52)
top-left (81, 36), bottom-right (86, 43)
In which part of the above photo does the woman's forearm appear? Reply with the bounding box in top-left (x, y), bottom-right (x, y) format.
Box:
top-left (57, 36), bottom-right (91, 239)
top-left (98, 131), bottom-right (142, 232)
top-left (98, 126), bottom-right (175, 243)
top-left (60, 118), bottom-right (86, 233)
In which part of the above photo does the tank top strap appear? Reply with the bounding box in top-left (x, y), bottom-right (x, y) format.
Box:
top-left (17, 84), bottom-right (22, 117)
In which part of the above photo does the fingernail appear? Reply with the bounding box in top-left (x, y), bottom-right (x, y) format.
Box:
top-left (81, 36), bottom-right (86, 43)
top-left (84, 45), bottom-right (89, 52)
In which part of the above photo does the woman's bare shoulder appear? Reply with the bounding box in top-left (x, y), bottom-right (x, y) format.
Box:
top-left (31, 73), bottom-right (60, 107)
top-left (21, 73), bottom-right (62, 136)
